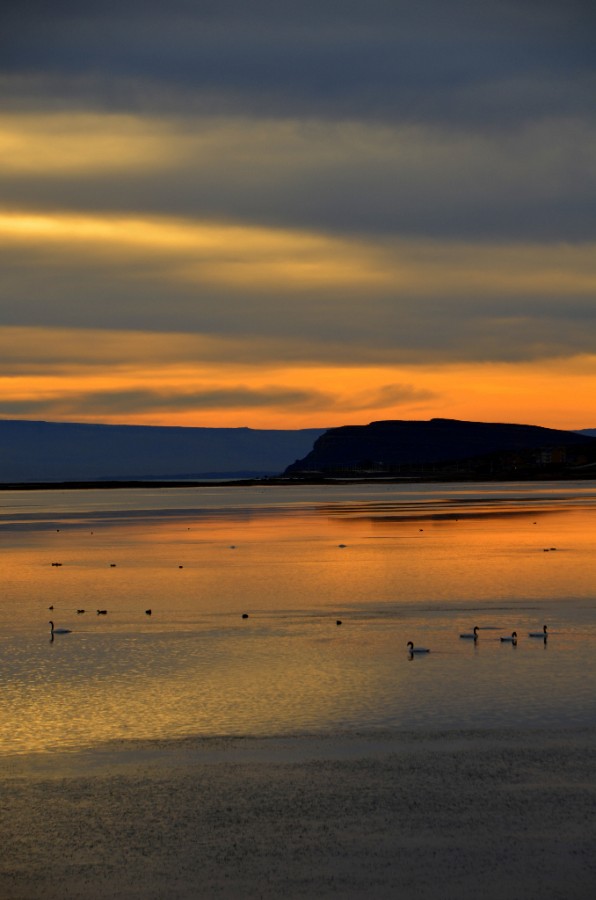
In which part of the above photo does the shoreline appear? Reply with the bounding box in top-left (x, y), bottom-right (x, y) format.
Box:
top-left (2, 726), bottom-right (595, 899)
top-left (2, 471), bottom-right (596, 490)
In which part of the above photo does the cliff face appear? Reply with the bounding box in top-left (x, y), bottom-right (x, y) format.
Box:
top-left (284, 418), bottom-right (596, 476)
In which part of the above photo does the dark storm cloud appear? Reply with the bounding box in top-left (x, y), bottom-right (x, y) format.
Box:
top-left (2, 1), bottom-right (595, 127)
top-left (2, 0), bottom-right (595, 244)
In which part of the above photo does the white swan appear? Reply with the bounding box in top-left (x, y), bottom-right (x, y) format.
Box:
top-left (500, 631), bottom-right (517, 643)
top-left (460, 626), bottom-right (479, 639)
top-left (49, 620), bottom-right (71, 635)
top-left (529, 624), bottom-right (548, 637)
top-left (407, 641), bottom-right (430, 653)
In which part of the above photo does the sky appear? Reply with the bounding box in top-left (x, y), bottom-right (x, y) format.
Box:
top-left (1, 0), bottom-right (596, 431)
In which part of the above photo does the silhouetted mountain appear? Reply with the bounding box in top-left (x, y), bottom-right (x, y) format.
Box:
top-left (0, 419), bottom-right (325, 483)
top-left (284, 418), bottom-right (596, 478)
top-left (577, 429), bottom-right (596, 438)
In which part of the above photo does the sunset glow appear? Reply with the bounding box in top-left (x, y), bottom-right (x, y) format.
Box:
top-left (2, 2), bottom-right (595, 432)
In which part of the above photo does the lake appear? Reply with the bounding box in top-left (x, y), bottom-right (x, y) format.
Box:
top-left (2, 480), bottom-right (596, 757)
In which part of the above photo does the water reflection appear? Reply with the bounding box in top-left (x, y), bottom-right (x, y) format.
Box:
top-left (1, 482), bottom-right (596, 756)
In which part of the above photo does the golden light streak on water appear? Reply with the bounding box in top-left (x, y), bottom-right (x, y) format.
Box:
top-left (1, 483), bottom-right (596, 756)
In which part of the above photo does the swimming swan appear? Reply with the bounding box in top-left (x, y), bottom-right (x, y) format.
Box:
top-left (529, 625), bottom-right (548, 637)
top-left (460, 626), bottom-right (479, 639)
top-left (49, 620), bottom-right (71, 635)
top-left (407, 641), bottom-right (430, 653)
top-left (500, 631), bottom-right (517, 643)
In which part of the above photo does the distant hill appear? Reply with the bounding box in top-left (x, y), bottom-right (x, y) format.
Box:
top-left (577, 429), bottom-right (596, 438)
top-left (284, 418), bottom-right (596, 478)
top-left (0, 419), bottom-right (326, 483)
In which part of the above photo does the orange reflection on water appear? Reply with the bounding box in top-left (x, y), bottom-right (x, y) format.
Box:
top-left (2, 493), bottom-right (596, 755)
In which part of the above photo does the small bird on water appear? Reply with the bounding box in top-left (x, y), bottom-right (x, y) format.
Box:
top-left (49, 620), bottom-right (71, 635)
top-left (529, 624), bottom-right (548, 638)
top-left (459, 626), bottom-right (479, 640)
top-left (500, 631), bottom-right (517, 643)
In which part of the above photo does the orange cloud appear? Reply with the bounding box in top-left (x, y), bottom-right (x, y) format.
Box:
top-left (0, 113), bottom-right (175, 174)
top-left (0, 324), bottom-right (595, 430)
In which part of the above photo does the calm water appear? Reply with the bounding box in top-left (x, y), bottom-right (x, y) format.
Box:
top-left (2, 481), bottom-right (596, 756)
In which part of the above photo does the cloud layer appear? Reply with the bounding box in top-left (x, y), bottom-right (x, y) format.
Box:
top-left (1, 1), bottom-right (595, 427)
